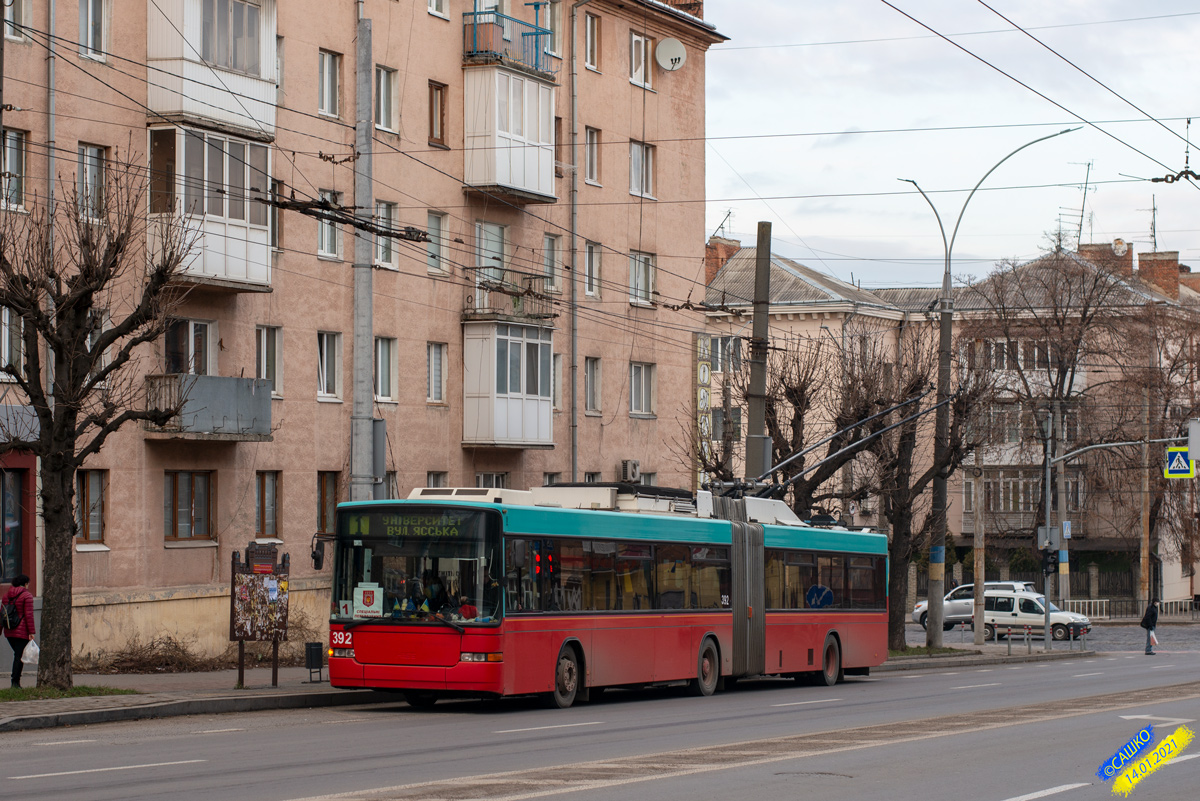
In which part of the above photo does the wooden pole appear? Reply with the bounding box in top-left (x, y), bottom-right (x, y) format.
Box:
top-left (237, 640), bottom-right (245, 689)
top-left (272, 640), bottom-right (279, 688)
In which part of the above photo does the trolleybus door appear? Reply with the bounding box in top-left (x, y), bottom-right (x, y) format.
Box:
top-left (731, 521), bottom-right (766, 676)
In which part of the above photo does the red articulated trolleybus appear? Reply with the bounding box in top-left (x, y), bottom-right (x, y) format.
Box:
top-left (320, 483), bottom-right (887, 708)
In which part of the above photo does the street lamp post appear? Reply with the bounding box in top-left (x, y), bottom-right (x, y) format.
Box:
top-left (901, 127), bottom-right (1079, 649)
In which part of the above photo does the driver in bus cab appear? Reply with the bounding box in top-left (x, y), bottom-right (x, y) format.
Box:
top-left (423, 572), bottom-right (452, 614)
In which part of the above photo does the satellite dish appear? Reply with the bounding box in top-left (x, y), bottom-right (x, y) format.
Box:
top-left (655, 38), bottom-right (687, 72)
top-left (1112, 238), bottom-right (1128, 256)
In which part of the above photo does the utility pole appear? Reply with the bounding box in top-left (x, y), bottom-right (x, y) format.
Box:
top-left (744, 222), bottom-right (771, 481)
top-left (1140, 367), bottom-right (1152, 603)
top-left (1056, 402), bottom-right (1070, 604)
top-left (1042, 413), bottom-right (1053, 651)
top-left (350, 4), bottom-right (375, 502)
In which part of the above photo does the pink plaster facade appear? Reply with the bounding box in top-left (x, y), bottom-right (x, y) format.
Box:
top-left (1, 1), bottom-right (724, 655)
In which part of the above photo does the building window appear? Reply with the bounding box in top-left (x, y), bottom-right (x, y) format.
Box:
top-left (80, 0), bottom-right (106, 59)
top-left (255, 471), bottom-right (280, 538)
top-left (584, 127), bottom-right (600, 184)
top-left (76, 470), bottom-right (106, 543)
top-left (375, 201), bottom-right (397, 267)
top-left (552, 353), bottom-right (562, 410)
top-left (374, 337), bottom-right (397, 401)
top-left (318, 50), bottom-right (340, 116)
top-left (476, 220), bottom-right (506, 292)
top-left (477, 472), bottom-right (507, 489)
top-left (585, 241), bottom-right (601, 297)
top-left (584, 13), bottom-right (600, 69)
top-left (1, 307), bottom-right (22, 375)
top-left (543, 1), bottom-right (561, 55)
top-left (164, 471), bottom-right (213, 540)
top-left (428, 0), bottom-right (447, 17)
top-left (630, 362), bottom-right (655, 415)
top-left (165, 319), bottom-right (212, 375)
top-left (317, 189), bottom-right (341, 257)
top-left (385, 471), bottom-right (400, 499)
top-left (269, 179), bottom-right (283, 247)
top-left (429, 81), bottom-right (447, 146)
top-left (4, 0), bottom-right (27, 40)
top-left (317, 331), bottom-right (340, 397)
top-left (629, 251), bottom-right (655, 304)
top-left (543, 472), bottom-right (560, 486)
top-left (495, 325), bottom-right (552, 399)
top-left (256, 325), bottom-right (281, 394)
top-left (584, 472), bottom-right (601, 483)
top-left (162, 129), bottom-right (268, 224)
top-left (963, 479), bottom-right (974, 514)
top-left (543, 234), bottom-right (561, 291)
top-left (375, 65), bottom-right (397, 131)
top-left (201, 0), bottom-right (261, 76)
top-left (712, 336), bottom-right (742, 373)
top-left (585, 356), bottom-right (601, 411)
top-left (712, 407), bottom-right (742, 441)
top-left (317, 471), bottom-right (337, 532)
top-left (2, 130), bottom-right (24, 208)
top-left (629, 140), bottom-right (654, 198)
top-left (630, 30), bottom-right (653, 88)
top-left (427, 342), bottom-right (447, 402)
top-left (640, 472), bottom-right (656, 487)
top-left (427, 471), bottom-right (448, 488)
top-left (78, 144), bottom-right (106, 218)
top-left (427, 211), bottom-right (446, 272)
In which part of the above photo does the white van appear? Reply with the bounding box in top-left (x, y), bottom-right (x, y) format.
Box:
top-left (981, 589), bottom-right (1091, 641)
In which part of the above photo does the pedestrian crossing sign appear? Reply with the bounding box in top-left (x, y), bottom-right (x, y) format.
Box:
top-left (1165, 447), bottom-right (1195, 479)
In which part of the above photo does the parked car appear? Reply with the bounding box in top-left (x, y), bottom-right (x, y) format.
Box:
top-left (980, 589), bottom-right (1091, 641)
top-left (912, 581), bottom-right (1037, 630)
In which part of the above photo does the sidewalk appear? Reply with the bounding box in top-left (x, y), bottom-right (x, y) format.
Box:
top-left (1, 643), bottom-right (1098, 733)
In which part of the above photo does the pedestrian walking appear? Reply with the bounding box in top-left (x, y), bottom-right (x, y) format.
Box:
top-left (2, 574), bottom-right (36, 687)
top-left (1140, 597), bottom-right (1159, 655)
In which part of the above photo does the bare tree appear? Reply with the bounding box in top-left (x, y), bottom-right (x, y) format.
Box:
top-left (0, 151), bottom-right (197, 689)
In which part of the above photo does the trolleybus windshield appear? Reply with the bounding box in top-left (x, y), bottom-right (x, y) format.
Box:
top-left (332, 507), bottom-right (503, 625)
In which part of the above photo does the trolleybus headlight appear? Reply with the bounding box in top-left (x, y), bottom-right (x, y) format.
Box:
top-left (331, 648), bottom-right (354, 658)
top-left (460, 652), bottom-right (503, 662)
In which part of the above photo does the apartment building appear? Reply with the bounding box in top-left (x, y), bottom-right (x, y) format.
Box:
top-left (0, 0), bottom-right (724, 657)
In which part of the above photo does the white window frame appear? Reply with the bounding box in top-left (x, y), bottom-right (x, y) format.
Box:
top-left (255, 470), bottom-right (280, 538)
top-left (374, 336), bottom-right (398, 401)
top-left (317, 331), bottom-right (341, 398)
top-left (630, 361), bottom-right (655, 415)
top-left (427, 342), bottom-right (447, 403)
top-left (427, 471), bottom-right (448, 488)
top-left (375, 65), bottom-right (398, 131)
top-left (201, 0), bottom-right (262, 76)
top-left (552, 353), bottom-right (562, 410)
top-left (584, 127), bottom-right (600, 184)
top-left (963, 479), bottom-right (974, 514)
top-left (1, 306), bottom-right (22, 378)
top-left (542, 233), bottom-right (561, 291)
top-left (584, 356), bottom-right (601, 412)
top-left (495, 325), bottom-right (552, 399)
top-left (629, 250), bottom-right (655, 305)
top-left (173, 129), bottom-right (270, 225)
top-left (165, 318), bottom-right (214, 375)
top-left (2, 129), bottom-right (25, 209)
top-left (543, 1), bottom-right (562, 56)
top-left (427, 211), bottom-right (447, 273)
top-left (629, 140), bottom-right (654, 198)
top-left (375, 200), bottom-right (397, 268)
top-left (317, 189), bottom-right (342, 258)
top-left (476, 472), bottom-right (507, 489)
top-left (78, 143), bottom-right (106, 220)
top-left (427, 0), bottom-right (447, 18)
top-left (4, 0), bottom-right (28, 42)
top-left (584, 472), bottom-right (601, 483)
top-left (712, 336), bottom-right (741, 373)
top-left (79, 0), bottom-right (108, 60)
top-left (630, 30), bottom-right (653, 88)
top-left (585, 241), bottom-right (601, 297)
top-left (318, 49), bottom-right (340, 117)
top-left (256, 325), bottom-right (282, 396)
top-left (584, 13), bottom-right (600, 70)
top-left (543, 472), bottom-right (560, 486)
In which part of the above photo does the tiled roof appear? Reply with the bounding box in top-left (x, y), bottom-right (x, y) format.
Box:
top-left (705, 248), bottom-right (899, 311)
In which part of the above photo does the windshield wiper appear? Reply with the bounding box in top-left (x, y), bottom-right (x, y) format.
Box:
top-left (340, 615), bottom-right (465, 633)
top-left (431, 615), bottom-right (465, 633)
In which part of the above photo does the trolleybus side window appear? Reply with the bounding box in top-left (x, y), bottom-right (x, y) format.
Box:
top-left (847, 556), bottom-right (886, 609)
top-left (616, 543), bottom-right (653, 610)
top-left (655, 543), bottom-right (692, 609)
top-left (691, 546), bottom-right (730, 608)
top-left (584, 539), bottom-right (615, 610)
top-left (765, 549), bottom-right (786, 609)
top-left (786, 551), bottom-right (817, 608)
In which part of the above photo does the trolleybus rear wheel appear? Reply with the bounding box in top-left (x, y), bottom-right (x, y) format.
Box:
top-left (548, 647), bottom-right (580, 709)
top-left (689, 638), bottom-right (720, 697)
top-left (819, 635), bottom-right (843, 687)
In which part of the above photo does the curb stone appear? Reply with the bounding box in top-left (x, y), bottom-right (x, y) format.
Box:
top-left (879, 649), bottom-right (1096, 672)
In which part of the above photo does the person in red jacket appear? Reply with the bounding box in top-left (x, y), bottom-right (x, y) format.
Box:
top-left (2, 574), bottom-right (35, 688)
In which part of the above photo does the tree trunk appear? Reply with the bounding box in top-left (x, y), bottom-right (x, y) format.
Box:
top-left (37, 461), bottom-right (76, 690)
top-left (888, 510), bottom-right (914, 651)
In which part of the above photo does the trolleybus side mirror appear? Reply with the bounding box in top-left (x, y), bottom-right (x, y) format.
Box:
top-left (311, 535), bottom-right (325, 570)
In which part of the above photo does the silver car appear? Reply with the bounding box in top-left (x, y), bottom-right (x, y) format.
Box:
top-left (911, 581), bottom-right (1037, 630)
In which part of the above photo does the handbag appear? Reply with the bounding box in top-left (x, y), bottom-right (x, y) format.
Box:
top-left (1150, 630), bottom-right (1159, 647)
top-left (21, 639), bottom-right (39, 665)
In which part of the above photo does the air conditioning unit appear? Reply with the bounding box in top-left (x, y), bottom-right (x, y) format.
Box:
top-left (621, 459), bottom-right (641, 482)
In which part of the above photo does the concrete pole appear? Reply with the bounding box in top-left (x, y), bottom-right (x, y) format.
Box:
top-left (1043, 413), bottom-right (1052, 651)
top-left (350, 9), bottom-right (375, 502)
top-left (972, 472), bottom-right (984, 645)
top-left (744, 223), bottom-right (772, 481)
top-left (1056, 402), bottom-right (1070, 604)
top-left (1140, 382), bottom-right (1151, 602)
top-left (569, 1), bottom-right (594, 481)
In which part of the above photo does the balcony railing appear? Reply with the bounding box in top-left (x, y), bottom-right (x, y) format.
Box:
top-left (463, 10), bottom-right (558, 77)
top-left (144, 374), bottom-right (272, 441)
top-left (463, 274), bottom-right (556, 322)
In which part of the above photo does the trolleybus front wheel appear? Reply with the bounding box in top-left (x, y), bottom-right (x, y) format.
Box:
top-left (819, 634), bottom-right (843, 687)
top-left (547, 646), bottom-right (580, 708)
top-left (689, 637), bottom-right (720, 697)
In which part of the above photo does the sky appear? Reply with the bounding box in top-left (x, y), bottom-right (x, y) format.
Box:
top-left (702, 0), bottom-right (1200, 289)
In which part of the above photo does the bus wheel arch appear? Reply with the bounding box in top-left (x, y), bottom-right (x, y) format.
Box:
top-left (819, 632), bottom-right (843, 687)
top-left (689, 635), bottom-right (721, 697)
top-left (546, 640), bottom-right (583, 709)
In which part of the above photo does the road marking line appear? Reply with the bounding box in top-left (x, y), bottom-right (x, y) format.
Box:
top-left (952, 683), bottom-right (1001, 689)
top-left (11, 759), bottom-right (206, 780)
top-left (772, 698), bottom-right (841, 708)
top-left (196, 728), bottom-right (244, 734)
top-left (941, 672), bottom-right (959, 676)
top-left (1118, 715), bottom-right (1196, 725)
top-left (999, 782), bottom-right (1090, 801)
top-left (494, 722), bottom-right (603, 734)
top-left (1073, 673), bottom-right (1104, 678)
top-left (35, 739), bottom-right (96, 746)
top-left (325, 718), bottom-right (369, 725)
top-left (1151, 665), bottom-right (1176, 669)
top-left (1007, 667), bottom-right (1024, 670)
top-left (1170, 753), bottom-right (1200, 764)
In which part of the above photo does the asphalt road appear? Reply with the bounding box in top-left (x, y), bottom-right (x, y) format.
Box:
top-left (4, 638), bottom-right (1198, 801)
